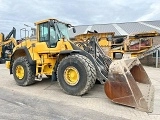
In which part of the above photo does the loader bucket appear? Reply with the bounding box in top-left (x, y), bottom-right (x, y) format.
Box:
top-left (104, 58), bottom-right (154, 112)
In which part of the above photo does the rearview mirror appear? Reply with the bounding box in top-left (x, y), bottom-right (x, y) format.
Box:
top-left (49, 21), bottom-right (56, 30)
top-left (73, 27), bottom-right (76, 33)
top-left (49, 21), bottom-right (54, 27)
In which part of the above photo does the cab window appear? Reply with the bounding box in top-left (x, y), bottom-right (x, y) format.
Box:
top-left (39, 22), bottom-right (49, 42)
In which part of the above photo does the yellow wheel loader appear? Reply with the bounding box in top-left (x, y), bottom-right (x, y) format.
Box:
top-left (6, 18), bottom-right (154, 112)
top-left (0, 27), bottom-right (17, 63)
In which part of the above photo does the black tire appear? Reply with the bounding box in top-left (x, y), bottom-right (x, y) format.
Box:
top-left (12, 57), bottom-right (36, 86)
top-left (57, 54), bottom-right (96, 96)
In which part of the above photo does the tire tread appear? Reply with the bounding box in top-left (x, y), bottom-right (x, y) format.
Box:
top-left (12, 57), bottom-right (35, 86)
top-left (57, 54), bottom-right (96, 96)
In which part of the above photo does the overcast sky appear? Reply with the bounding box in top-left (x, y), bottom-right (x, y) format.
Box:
top-left (0, 0), bottom-right (160, 39)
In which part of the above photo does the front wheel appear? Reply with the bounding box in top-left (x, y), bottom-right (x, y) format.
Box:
top-left (57, 54), bottom-right (96, 96)
top-left (12, 57), bottom-right (36, 86)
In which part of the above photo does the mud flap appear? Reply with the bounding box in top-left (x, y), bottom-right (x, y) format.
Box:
top-left (104, 58), bottom-right (154, 112)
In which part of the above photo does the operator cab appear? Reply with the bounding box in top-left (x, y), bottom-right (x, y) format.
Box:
top-left (35, 19), bottom-right (75, 48)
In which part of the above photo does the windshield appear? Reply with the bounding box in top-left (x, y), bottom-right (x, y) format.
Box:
top-left (54, 22), bottom-right (69, 40)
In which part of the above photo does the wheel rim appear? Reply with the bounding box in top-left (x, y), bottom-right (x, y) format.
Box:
top-left (16, 65), bottom-right (25, 79)
top-left (64, 66), bottom-right (80, 86)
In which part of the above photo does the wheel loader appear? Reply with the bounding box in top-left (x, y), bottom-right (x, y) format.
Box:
top-left (0, 27), bottom-right (17, 63)
top-left (5, 18), bottom-right (154, 112)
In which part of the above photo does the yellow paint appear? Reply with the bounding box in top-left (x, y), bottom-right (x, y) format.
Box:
top-left (0, 35), bottom-right (17, 58)
top-left (6, 18), bottom-right (76, 78)
top-left (64, 66), bottom-right (80, 86)
top-left (0, 33), bottom-right (3, 58)
top-left (5, 61), bottom-right (10, 69)
top-left (15, 65), bottom-right (24, 79)
top-left (13, 38), bottom-right (74, 76)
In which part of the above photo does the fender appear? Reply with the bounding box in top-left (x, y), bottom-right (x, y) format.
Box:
top-left (53, 50), bottom-right (81, 72)
top-left (53, 49), bottom-right (107, 83)
top-left (10, 47), bottom-right (36, 74)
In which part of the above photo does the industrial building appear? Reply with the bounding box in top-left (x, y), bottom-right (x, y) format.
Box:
top-left (69, 20), bottom-right (160, 67)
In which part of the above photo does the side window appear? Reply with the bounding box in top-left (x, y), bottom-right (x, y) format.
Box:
top-left (39, 22), bottom-right (49, 42)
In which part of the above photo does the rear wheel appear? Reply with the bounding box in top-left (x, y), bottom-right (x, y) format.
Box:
top-left (57, 54), bottom-right (96, 96)
top-left (12, 57), bottom-right (36, 86)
